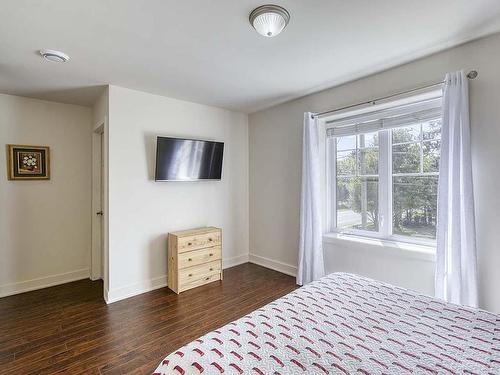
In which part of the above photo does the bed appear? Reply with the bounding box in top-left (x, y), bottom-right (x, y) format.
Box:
top-left (154, 273), bottom-right (500, 374)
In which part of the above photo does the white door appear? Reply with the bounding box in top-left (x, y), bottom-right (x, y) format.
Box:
top-left (91, 128), bottom-right (104, 280)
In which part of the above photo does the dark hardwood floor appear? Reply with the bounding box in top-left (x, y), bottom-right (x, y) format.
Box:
top-left (0, 263), bottom-right (298, 375)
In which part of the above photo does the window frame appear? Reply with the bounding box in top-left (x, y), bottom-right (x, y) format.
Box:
top-left (323, 92), bottom-right (442, 247)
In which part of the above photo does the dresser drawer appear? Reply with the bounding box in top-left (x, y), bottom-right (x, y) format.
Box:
top-left (178, 246), bottom-right (221, 269)
top-left (179, 260), bottom-right (221, 284)
top-left (179, 273), bottom-right (221, 293)
top-left (177, 231), bottom-right (221, 253)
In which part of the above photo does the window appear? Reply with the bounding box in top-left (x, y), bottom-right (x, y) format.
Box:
top-left (326, 94), bottom-right (442, 245)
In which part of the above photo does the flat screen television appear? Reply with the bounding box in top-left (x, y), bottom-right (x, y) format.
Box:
top-left (155, 136), bottom-right (224, 181)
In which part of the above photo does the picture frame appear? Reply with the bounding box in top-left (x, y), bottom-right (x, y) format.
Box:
top-left (6, 144), bottom-right (50, 180)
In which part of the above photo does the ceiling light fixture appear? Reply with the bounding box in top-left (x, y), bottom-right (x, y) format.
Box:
top-left (39, 49), bottom-right (70, 63)
top-left (249, 5), bottom-right (290, 38)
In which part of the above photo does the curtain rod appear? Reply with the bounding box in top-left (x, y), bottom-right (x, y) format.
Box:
top-left (312, 70), bottom-right (478, 119)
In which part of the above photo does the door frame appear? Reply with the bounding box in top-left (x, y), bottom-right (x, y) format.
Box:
top-left (91, 117), bottom-right (108, 284)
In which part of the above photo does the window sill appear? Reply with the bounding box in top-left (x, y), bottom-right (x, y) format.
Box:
top-left (323, 233), bottom-right (436, 262)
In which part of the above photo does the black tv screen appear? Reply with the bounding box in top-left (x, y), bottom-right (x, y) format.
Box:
top-left (155, 137), bottom-right (224, 181)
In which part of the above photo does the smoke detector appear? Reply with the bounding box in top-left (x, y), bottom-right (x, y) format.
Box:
top-left (39, 49), bottom-right (70, 63)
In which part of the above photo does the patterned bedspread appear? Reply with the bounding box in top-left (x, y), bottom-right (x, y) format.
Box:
top-left (154, 273), bottom-right (500, 374)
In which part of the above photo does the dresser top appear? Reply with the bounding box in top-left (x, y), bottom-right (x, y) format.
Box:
top-left (169, 226), bottom-right (221, 237)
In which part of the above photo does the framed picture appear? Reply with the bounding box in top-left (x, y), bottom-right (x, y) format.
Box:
top-left (6, 144), bottom-right (50, 180)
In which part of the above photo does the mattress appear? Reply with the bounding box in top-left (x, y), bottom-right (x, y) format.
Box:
top-left (154, 273), bottom-right (500, 374)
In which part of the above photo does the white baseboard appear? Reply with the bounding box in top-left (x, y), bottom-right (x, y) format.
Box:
top-left (223, 253), bottom-right (249, 269)
top-left (105, 254), bottom-right (251, 304)
top-left (0, 268), bottom-right (90, 298)
top-left (105, 274), bottom-right (168, 304)
top-left (249, 253), bottom-right (297, 277)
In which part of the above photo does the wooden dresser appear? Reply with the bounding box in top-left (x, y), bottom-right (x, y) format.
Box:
top-left (167, 227), bottom-right (222, 294)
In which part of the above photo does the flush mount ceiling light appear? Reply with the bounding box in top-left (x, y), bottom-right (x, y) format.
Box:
top-left (249, 5), bottom-right (290, 37)
top-left (39, 49), bottom-right (70, 63)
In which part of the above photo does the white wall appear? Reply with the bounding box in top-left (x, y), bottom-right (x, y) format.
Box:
top-left (106, 86), bottom-right (249, 302)
top-left (0, 93), bottom-right (92, 296)
top-left (249, 32), bottom-right (500, 313)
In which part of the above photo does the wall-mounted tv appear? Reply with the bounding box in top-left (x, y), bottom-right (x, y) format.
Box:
top-left (155, 136), bottom-right (224, 181)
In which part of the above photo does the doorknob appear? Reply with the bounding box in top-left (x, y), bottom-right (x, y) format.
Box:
top-left (96, 211), bottom-right (103, 216)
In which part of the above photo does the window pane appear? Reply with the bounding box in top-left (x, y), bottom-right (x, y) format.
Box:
top-left (423, 140), bottom-right (440, 173)
top-left (392, 176), bottom-right (438, 239)
top-left (334, 131), bottom-right (379, 234)
top-left (337, 176), bottom-right (379, 232)
top-left (392, 143), bottom-right (420, 173)
top-left (337, 135), bottom-right (356, 151)
top-left (422, 120), bottom-right (441, 140)
top-left (392, 124), bottom-right (420, 144)
top-left (337, 150), bottom-right (357, 175)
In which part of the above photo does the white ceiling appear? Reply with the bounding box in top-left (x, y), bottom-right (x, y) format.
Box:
top-left (2, 0), bottom-right (500, 113)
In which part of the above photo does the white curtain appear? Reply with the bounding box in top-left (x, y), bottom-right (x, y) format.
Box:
top-left (436, 71), bottom-right (478, 307)
top-left (297, 112), bottom-right (325, 285)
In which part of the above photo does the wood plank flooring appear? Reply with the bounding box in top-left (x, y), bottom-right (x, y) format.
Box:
top-left (0, 263), bottom-right (297, 374)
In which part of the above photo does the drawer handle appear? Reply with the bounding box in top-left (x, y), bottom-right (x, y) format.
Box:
top-left (205, 277), bottom-right (210, 281)
top-left (208, 238), bottom-right (213, 242)
top-left (188, 242), bottom-right (192, 246)
top-left (188, 258), bottom-right (192, 261)
top-left (188, 273), bottom-right (193, 277)
top-left (209, 268), bottom-right (213, 271)
top-left (209, 253), bottom-right (214, 257)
